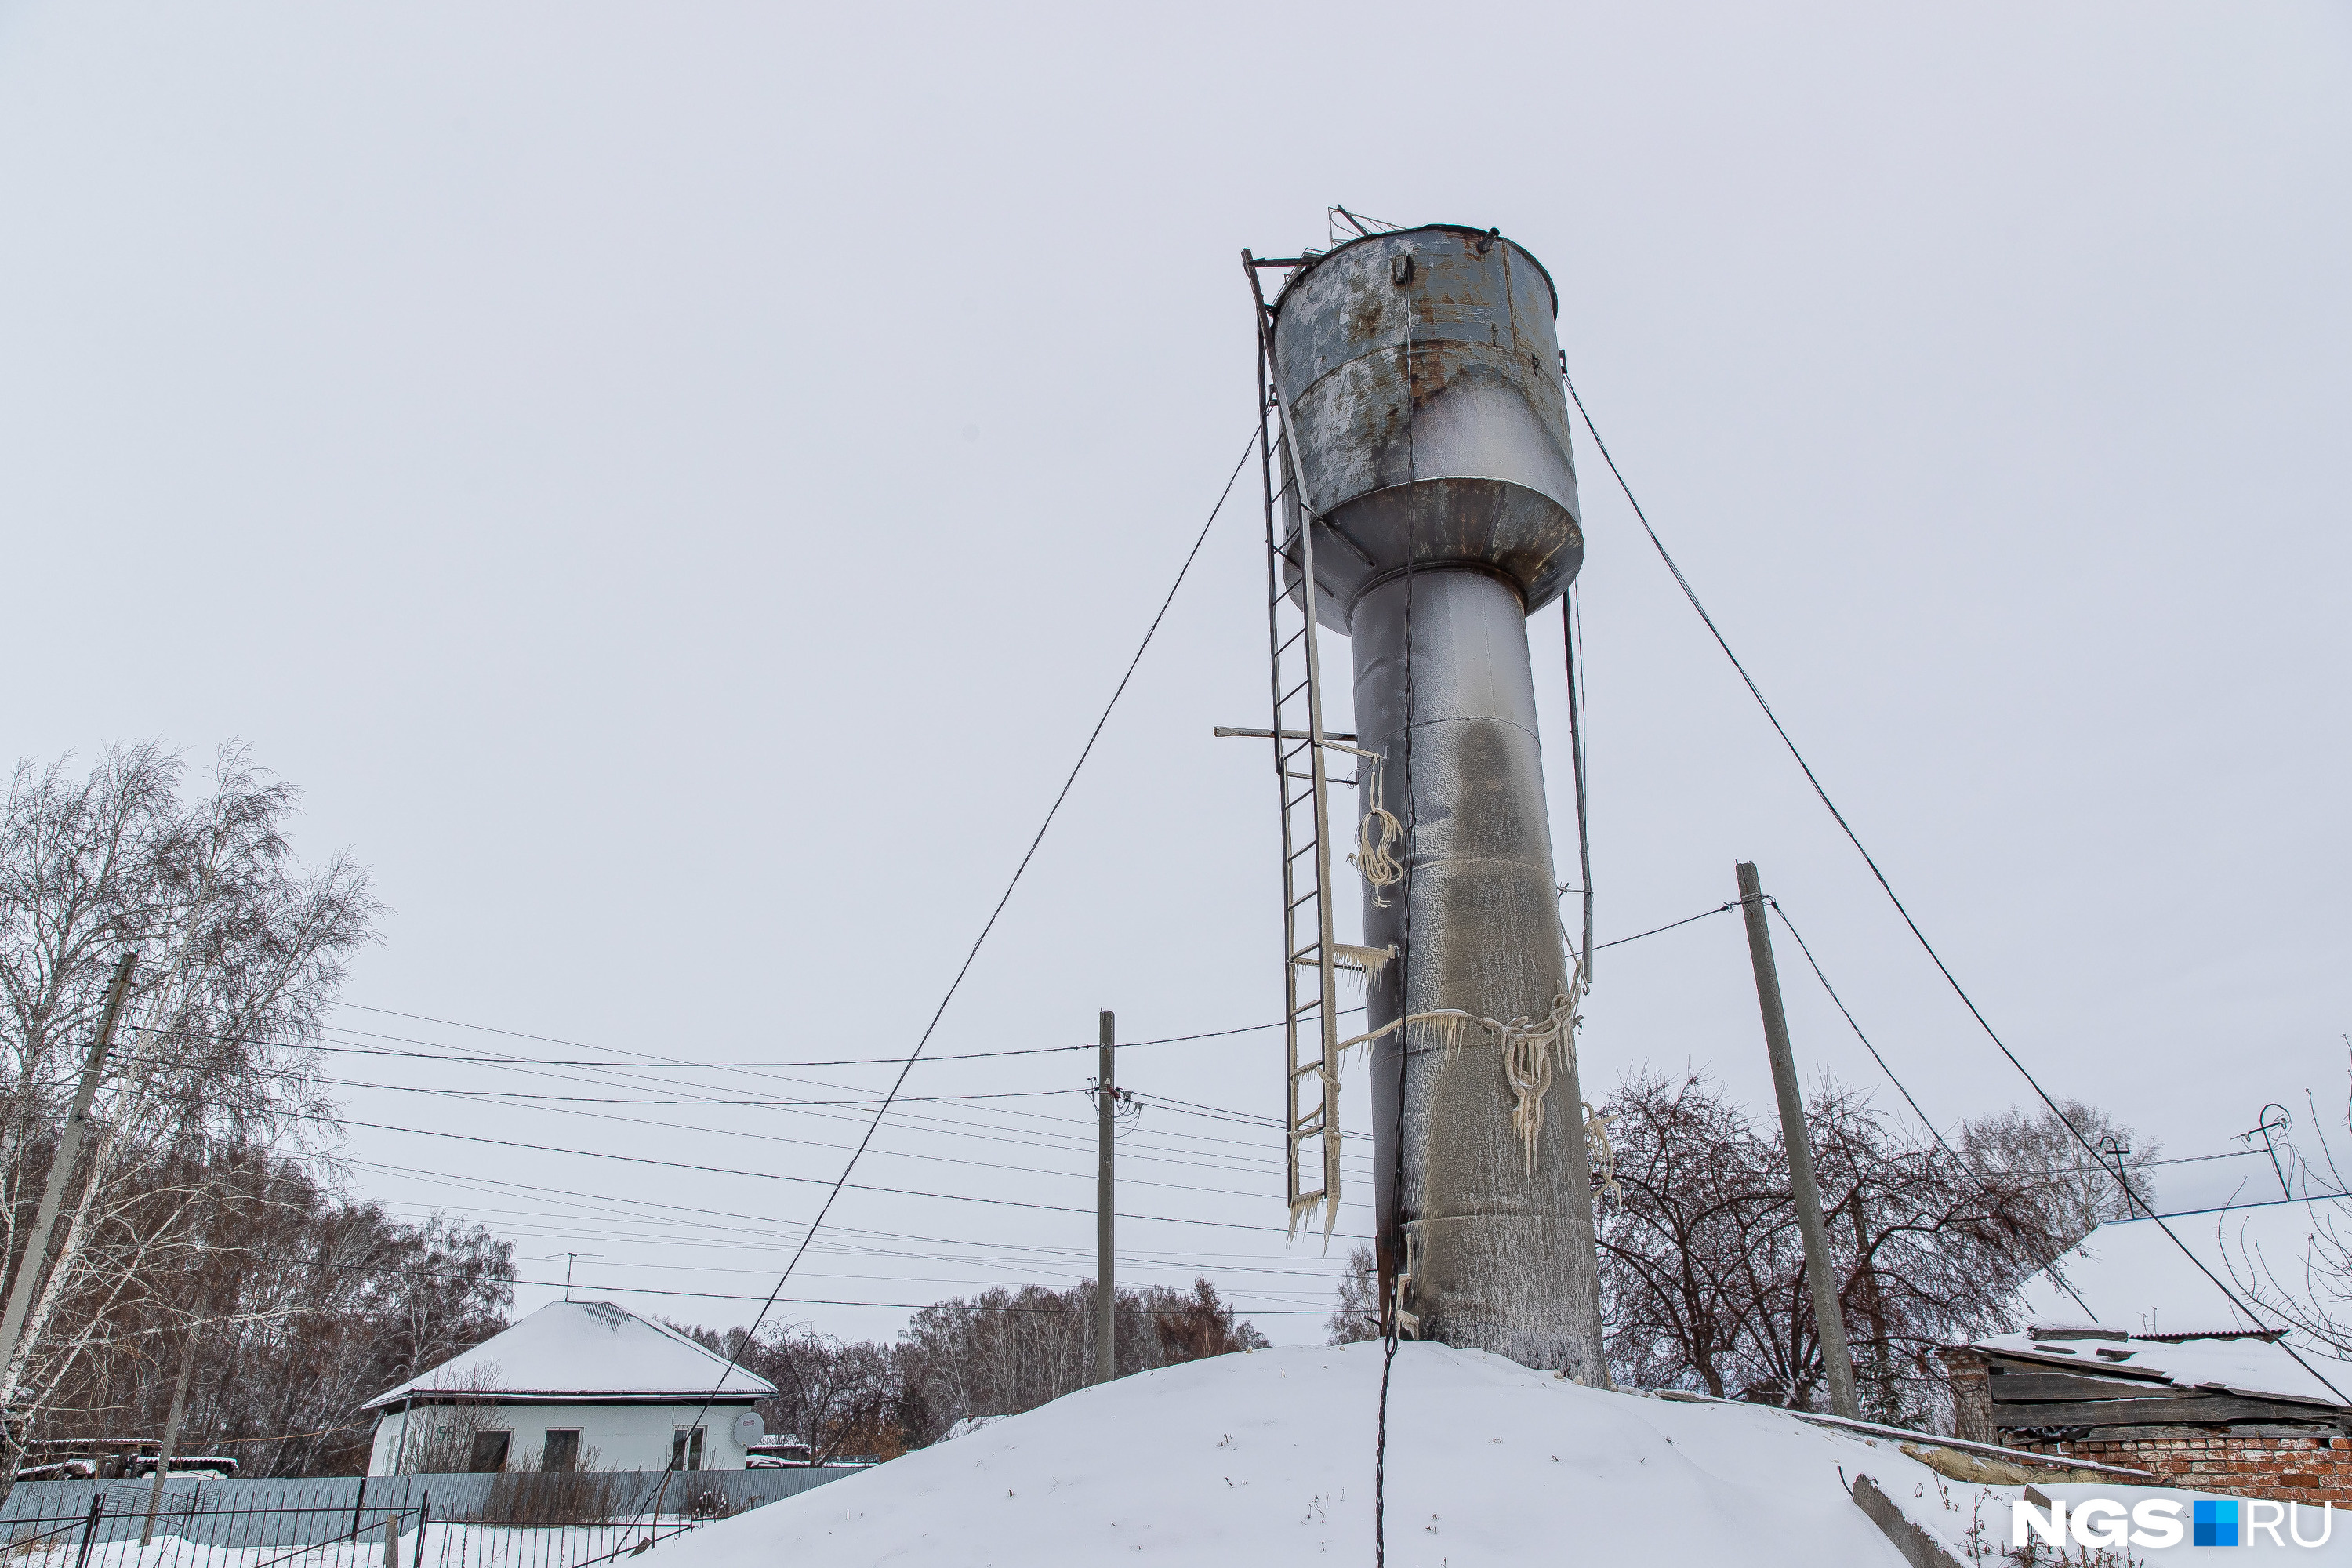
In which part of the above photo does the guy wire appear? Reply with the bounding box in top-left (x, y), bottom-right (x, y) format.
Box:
top-left (1559, 365), bottom-right (2347, 1403)
top-left (619, 426), bottom-right (1261, 1537)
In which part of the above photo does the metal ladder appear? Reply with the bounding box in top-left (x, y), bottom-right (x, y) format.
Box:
top-left (1244, 257), bottom-right (1346, 1234)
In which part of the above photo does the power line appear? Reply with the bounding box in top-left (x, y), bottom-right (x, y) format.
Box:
top-left (319, 1070), bottom-right (1374, 1181)
top-left (291, 897), bottom-right (1725, 1071)
top-left (319, 1082), bottom-right (1085, 1109)
top-left (156, 1018), bottom-right (1301, 1071)
top-left (335, 1116), bottom-right (1370, 1236)
top-left (1765, 899), bottom-right (1949, 1150)
top-left (1563, 370), bottom-right (2350, 1404)
top-left (328, 1094), bottom-right (1305, 1202)
top-left (1592, 903), bottom-right (1734, 952)
top-left (343, 1160), bottom-right (1357, 1269)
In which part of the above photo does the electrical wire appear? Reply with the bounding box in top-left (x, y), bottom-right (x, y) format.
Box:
top-left (165, 1018), bottom-right (1300, 1070)
top-left (332, 1117), bottom-right (1370, 1236)
top-left (1763, 895), bottom-right (2100, 1321)
top-left (321, 1084), bottom-right (1330, 1195)
top-left (623, 427), bottom-right (1263, 1533)
top-left (1561, 368), bottom-right (2350, 1403)
top-left (1592, 904), bottom-right (1734, 952)
top-left (318, 1055), bottom-right (1381, 1181)
top-left (1764, 899), bottom-right (1948, 1151)
top-left (343, 1159), bottom-right (1359, 1269)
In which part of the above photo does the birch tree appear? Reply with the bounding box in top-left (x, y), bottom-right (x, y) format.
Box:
top-left (0, 743), bottom-right (379, 1496)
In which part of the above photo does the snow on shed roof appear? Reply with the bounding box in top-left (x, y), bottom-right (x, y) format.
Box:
top-left (1974, 1327), bottom-right (2345, 1408)
top-left (364, 1301), bottom-right (775, 1410)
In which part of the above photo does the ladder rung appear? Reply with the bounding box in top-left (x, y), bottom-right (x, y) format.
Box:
top-left (1288, 888), bottom-right (1317, 912)
top-left (1290, 999), bottom-right (1323, 1018)
top-left (1279, 677), bottom-right (1307, 706)
top-left (1276, 626), bottom-right (1304, 655)
top-left (1288, 840), bottom-right (1316, 863)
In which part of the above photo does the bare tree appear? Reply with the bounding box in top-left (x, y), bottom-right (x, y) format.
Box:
top-left (0, 744), bottom-right (380, 1496)
top-left (1957, 1099), bottom-right (2158, 1251)
top-left (686, 1276), bottom-right (1270, 1457)
top-left (1594, 1070), bottom-right (2090, 1427)
top-left (1326, 1245), bottom-right (1379, 1345)
top-left (2222, 1060), bottom-right (2352, 1358)
top-left (1597, 1071), bottom-right (1791, 1399)
top-left (22, 1145), bottom-right (510, 1477)
top-left (703, 1325), bottom-right (906, 1465)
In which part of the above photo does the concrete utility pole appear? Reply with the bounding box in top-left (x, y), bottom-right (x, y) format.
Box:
top-left (1734, 862), bottom-right (1860, 1421)
top-left (140, 1323), bottom-right (198, 1545)
top-left (1094, 1009), bottom-right (1116, 1385)
top-left (0, 951), bottom-right (138, 1384)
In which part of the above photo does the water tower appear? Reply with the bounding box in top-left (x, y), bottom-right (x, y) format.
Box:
top-left (1232, 220), bottom-right (1606, 1381)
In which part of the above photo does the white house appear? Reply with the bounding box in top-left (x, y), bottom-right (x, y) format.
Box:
top-left (363, 1301), bottom-right (777, 1475)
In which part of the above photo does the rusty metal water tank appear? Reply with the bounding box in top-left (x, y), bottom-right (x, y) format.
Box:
top-left (1271, 225), bottom-right (1584, 630)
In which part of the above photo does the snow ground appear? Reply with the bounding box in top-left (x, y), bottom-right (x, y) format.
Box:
top-left (645, 1341), bottom-right (2339, 1566)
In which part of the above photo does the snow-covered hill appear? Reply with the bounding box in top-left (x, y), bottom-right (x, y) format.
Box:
top-left (654, 1342), bottom-right (2036, 1565)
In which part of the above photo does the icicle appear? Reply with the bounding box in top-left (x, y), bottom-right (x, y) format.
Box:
top-left (1584, 1102), bottom-right (1621, 1201)
top-left (1334, 1017), bottom-right (1401, 1073)
top-left (1331, 942), bottom-right (1396, 986)
top-left (1406, 1009), bottom-right (1474, 1056)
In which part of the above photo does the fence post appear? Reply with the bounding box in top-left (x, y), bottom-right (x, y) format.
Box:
top-left (352, 1477), bottom-right (367, 1540)
top-left (74, 1495), bottom-right (103, 1568)
top-left (381, 1512), bottom-right (399, 1568)
top-left (412, 1496), bottom-right (427, 1568)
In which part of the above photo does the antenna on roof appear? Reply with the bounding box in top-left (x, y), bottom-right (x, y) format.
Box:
top-left (546, 1252), bottom-right (604, 1301)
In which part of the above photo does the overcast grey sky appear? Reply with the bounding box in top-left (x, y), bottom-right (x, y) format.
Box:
top-left (3, 2), bottom-right (2345, 1349)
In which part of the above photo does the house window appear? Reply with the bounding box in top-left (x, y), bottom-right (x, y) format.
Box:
top-left (466, 1430), bottom-right (512, 1474)
top-left (541, 1429), bottom-right (581, 1473)
top-left (670, 1427), bottom-right (705, 1471)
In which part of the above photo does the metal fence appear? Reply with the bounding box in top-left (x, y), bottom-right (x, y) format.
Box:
top-left (0, 1470), bottom-right (852, 1529)
top-left (0, 1471), bottom-right (858, 1568)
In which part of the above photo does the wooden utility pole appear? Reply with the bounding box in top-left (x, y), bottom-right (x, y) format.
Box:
top-left (1734, 863), bottom-right (1859, 1420)
top-left (1094, 1010), bottom-right (1116, 1385)
top-left (0, 952), bottom-right (139, 1384)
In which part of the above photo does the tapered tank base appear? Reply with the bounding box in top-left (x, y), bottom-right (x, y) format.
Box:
top-left (1353, 568), bottom-right (1608, 1384)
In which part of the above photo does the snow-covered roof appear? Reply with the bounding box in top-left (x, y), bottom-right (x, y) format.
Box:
top-left (363, 1301), bottom-right (776, 1410)
top-left (1994, 1200), bottom-right (2352, 1406)
top-left (2014, 1200), bottom-right (2343, 1338)
top-left (1974, 1327), bottom-right (2344, 1408)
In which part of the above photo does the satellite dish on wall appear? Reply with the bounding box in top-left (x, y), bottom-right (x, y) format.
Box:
top-left (731, 1410), bottom-right (764, 1449)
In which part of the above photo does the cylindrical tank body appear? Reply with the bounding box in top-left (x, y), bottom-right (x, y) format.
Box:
top-left (1270, 226), bottom-right (1606, 1381)
top-left (1272, 226), bottom-right (1583, 629)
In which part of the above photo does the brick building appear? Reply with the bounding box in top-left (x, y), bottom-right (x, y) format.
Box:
top-left (1941, 1200), bottom-right (2352, 1505)
top-left (1944, 1326), bottom-right (2352, 1505)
